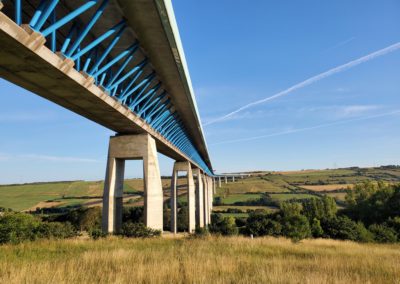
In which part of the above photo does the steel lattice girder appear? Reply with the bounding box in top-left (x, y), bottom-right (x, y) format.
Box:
top-left (2, 0), bottom-right (213, 176)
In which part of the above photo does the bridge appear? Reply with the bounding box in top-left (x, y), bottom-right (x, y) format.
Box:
top-left (0, 0), bottom-right (215, 234)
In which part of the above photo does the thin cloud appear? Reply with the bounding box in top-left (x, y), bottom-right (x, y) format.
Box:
top-left (19, 154), bottom-right (100, 163)
top-left (210, 109), bottom-right (400, 146)
top-left (339, 105), bottom-right (380, 117)
top-left (322, 37), bottom-right (356, 53)
top-left (204, 41), bottom-right (400, 126)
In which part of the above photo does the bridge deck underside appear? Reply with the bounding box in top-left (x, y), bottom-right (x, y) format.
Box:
top-left (0, 23), bottom-right (189, 163)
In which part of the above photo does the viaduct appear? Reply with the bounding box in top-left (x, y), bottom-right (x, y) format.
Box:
top-left (0, 0), bottom-right (240, 234)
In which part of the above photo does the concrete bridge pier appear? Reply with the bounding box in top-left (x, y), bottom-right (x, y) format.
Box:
top-left (232, 176), bottom-right (235, 182)
top-left (102, 134), bottom-right (163, 234)
top-left (170, 161), bottom-right (196, 233)
top-left (218, 177), bottom-right (222, 188)
top-left (193, 168), bottom-right (204, 228)
top-left (213, 178), bottom-right (217, 194)
top-left (225, 176), bottom-right (227, 184)
top-left (207, 177), bottom-right (213, 222)
top-left (203, 174), bottom-right (210, 226)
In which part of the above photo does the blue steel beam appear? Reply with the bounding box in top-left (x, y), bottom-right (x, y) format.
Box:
top-left (65, 0), bottom-right (109, 57)
top-left (33, 0), bottom-right (59, 31)
top-left (41, 1), bottom-right (99, 37)
top-left (132, 83), bottom-right (162, 112)
top-left (129, 83), bottom-right (160, 111)
top-left (70, 20), bottom-right (126, 61)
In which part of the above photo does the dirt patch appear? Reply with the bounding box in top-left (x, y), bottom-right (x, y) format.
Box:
top-left (25, 201), bottom-right (64, 212)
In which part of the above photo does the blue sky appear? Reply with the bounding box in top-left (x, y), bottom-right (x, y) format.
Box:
top-left (1, 0), bottom-right (400, 183)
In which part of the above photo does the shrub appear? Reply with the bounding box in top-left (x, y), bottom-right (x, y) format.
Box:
top-left (54, 207), bottom-right (102, 232)
top-left (245, 212), bottom-right (282, 237)
top-left (89, 228), bottom-right (106, 240)
top-left (121, 222), bottom-right (161, 238)
top-left (214, 197), bottom-right (223, 206)
top-left (194, 226), bottom-right (210, 237)
top-left (281, 214), bottom-right (311, 242)
top-left (0, 207), bottom-right (12, 213)
top-left (36, 222), bottom-right (77, 239)
top-left (235, 217), bottom-right (247, 228)
top-left (369, 224), bottom-right (397, 243)
top-left (385, 217), bottom-right (400, 236)
top-left (321, 216), bottom-right (373, 242)
top-left (311, 218), bottom-right (324, 238)
top-left (123, 206), bottom-right (144, 224)
top-left (0, 212), bottom-right (40, 244)
top-left (209, 214), bottom-right (238, 236)
top-left (301, 196), bottom-right (337, 221)
top-left (177, 206), bottom-right (189, 232)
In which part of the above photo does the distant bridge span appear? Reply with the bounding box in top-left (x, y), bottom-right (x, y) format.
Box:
top-left (0, 0), bottom-right (216, 233)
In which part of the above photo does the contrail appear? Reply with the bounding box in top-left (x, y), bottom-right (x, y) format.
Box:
top-left (322, 37), bottom-right (356, 53)
top-left (210, 110), bottom-right (400, 146)
top-left (204, 41), bottom-right (400, 126)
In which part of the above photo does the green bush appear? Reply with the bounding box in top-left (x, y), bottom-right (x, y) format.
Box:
top-left (281, 214), bottom-right (311, 242)
top-left (311, 218), bottom-right (324, 238)
top-left (385, 217), bottom-right (400, 236)
top-left (302, 196), bottom-right (337, 221)
top-left (0, 212), bottom-right (79, 244)
top-left (0, 212), bottom-right (40, 244)
top-left (177, 206), bottom-right (189, 232)
top-left (36, 222), bottom-right (77, 239)
top-left (89, 228), bottom-right (106, 240)
top-left (369, 224), bottom-right (398, 243)
top-left (321, 216), bottom-right (373, 242)
top-left (123, 207), bottom-right (144, 224)
top-left (210, 214), bottom-right (238, 236)
top-left (194, 226), bottom-right (210, 237)
top-left (121, 222), bottom-right (161, 238)
top-left (245, 212), bottom-right (282, 237)
top-left (54, 207), bottom-right (102, 232)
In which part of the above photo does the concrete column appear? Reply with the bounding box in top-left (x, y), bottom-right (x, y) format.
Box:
top-left (208, 177), bottom-right (213, 223)
top-left (213, 178), bottom-right (217, 194)
top-left (170, 161), bottom-right (196, 233)
top-left (203, 174), bottom-right (209, 226)
top-left (102, 134), bottom-right (163, 234)
top-left (193, 168), bottom-right (204, 228)
top-left (224, 176), bottom-right (227, 184)
top-left (218, 177), bottom-right (221, 188)
top-left (170, 166), bottom-right (178, 234)
top-left (232, 176), bottom-right (235, 182)
top-left (102, 158), bottom-right (125, 233)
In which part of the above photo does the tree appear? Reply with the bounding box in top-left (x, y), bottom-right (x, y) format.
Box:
top-left (0, 212), bottom-right (40, 244)
top-left (369, 224), bottom-right (397, 243)
top-left (311, 218), bottom-right (324, 238)
top-left (301, 196), bottom-right (337, 221)
top-left (321, 216), bottom-right (373, 242)
top-left (209, 214), bottom-right (238, 236)
top-left (281, 214), bottom-right (311, 242)
top-left (245, 212), bottom-right (282, 237)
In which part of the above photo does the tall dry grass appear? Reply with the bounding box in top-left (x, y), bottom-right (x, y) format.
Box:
top-left (0, 236), bottom-right (399, 283)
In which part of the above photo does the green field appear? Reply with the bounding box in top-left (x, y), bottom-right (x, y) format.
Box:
top-left (217, 193), bottom-right (263, 204)
top-left (269, 193), bottom-right (319, 202)
top-left (1, 166), bottom-right (400, 212)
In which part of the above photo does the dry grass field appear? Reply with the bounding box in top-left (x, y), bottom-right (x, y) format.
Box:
top-left (300, 184), bottom-right (353, 191)
top-left (0, 236), bottom-right (399, 283)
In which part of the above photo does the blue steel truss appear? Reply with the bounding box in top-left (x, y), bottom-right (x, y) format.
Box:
top-left (5, 0), bottom-right (213, 176)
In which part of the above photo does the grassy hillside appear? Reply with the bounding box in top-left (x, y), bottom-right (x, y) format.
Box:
top-left (0, 236), bottom-right (399, 283)
top-left (215, 166), bottom-right (400, 216)
top-left (1, 166), bottom-right (399, 213)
